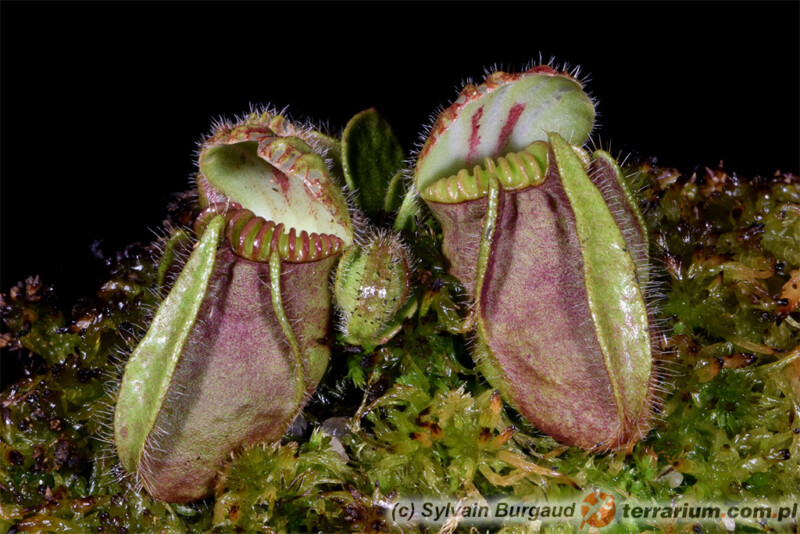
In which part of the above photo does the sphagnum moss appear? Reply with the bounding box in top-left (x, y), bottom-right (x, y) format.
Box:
top-left (2, 163), bottom-right (798, 533)
top-left (2, 69), bottom-right (799, 533)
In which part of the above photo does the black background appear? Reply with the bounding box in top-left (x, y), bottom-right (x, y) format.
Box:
top-left (1, 3), bottom-right (799, 386)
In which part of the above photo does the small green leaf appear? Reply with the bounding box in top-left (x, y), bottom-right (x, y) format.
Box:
top-left (393, 186), bottom-right (421, 233)
top-left (342, 108), bottom-right (405, 218)
top-left (384, 169), bottom-right (406, 213)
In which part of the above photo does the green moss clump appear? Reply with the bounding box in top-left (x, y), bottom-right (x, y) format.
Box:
top-left (0, 246), bottom-right (213, 532)
top-left (2, 162), bottom-right (799, 533)
top-left (213, 431), bottom-right (357, 533)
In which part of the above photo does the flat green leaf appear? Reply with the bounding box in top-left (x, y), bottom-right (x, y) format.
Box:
top-left (342, 108), bottom-right (405, 218)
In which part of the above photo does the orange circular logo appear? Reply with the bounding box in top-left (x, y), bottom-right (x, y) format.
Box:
top-left (580, 491), bottom-right (616, 529)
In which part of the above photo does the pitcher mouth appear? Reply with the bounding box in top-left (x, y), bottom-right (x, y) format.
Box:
top-left (418, 140), bottom-right (594, 205)
top-left (414, 66), bottom-right (594, 198)
top-left (196, 115), bottom-right (353, 260)
top-left (419, 141), bottom-right (549, 204)
top-left (194, 202), bottom-right (345, 263)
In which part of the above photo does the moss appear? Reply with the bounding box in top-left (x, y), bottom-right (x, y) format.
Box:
top-left (1, 163), bottom-right (799, 533)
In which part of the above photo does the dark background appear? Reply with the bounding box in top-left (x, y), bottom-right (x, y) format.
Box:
top-left (1, 3), bottom-right (799, 386)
